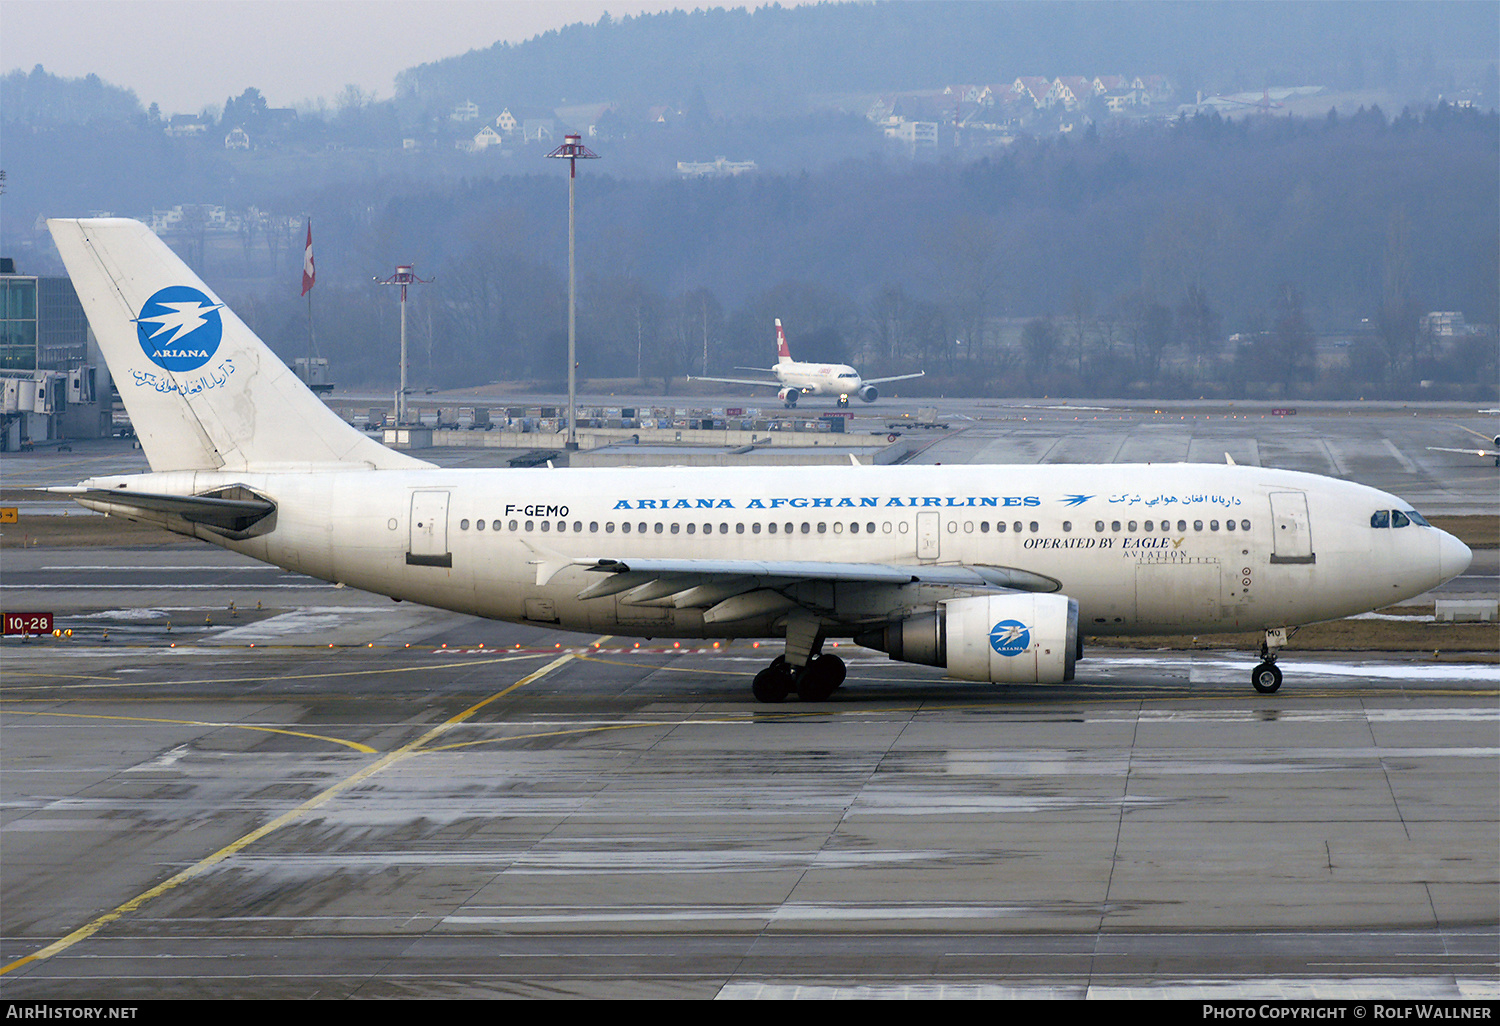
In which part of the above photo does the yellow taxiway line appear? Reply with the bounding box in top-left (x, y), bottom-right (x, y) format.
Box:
top-left (0, 644), bottom-right (592, 977)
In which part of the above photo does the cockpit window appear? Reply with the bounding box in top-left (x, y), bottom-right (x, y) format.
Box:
top-left (1372, 508), bottom-right (1431, 529)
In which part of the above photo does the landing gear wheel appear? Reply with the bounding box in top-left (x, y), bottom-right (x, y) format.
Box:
top-left (796, 654), bottom-right (846, 702)
top-left (752, 656), bottom-right (796, 704)
top-left (753, 667), bottom-right (792, 703)
top-left (1251, 661), bottom-right (1283, 694)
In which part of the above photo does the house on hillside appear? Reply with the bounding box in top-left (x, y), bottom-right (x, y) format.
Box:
top-left (493, 105), bottom-right (558, 143)
top-left (944, 84), bottom-right (994, 106)
top-left (676, 157), bottom-right (757, 177)
top-left (224, 127), bottom-right (251, 150)
top-left (885, 119), bottom-right (938, 151)
top-left (1011, 77), bottom-right (1054, 108)
top-left (521, 117), bottom-right (555, 144)
top-left (165, 113), bottom-right (209, 137)
top-left (470, 125), bottom-right (503, 151)
top-left (1133, 75), bottom-right (1174, 106)
top-left (1051, 76), bottom-right (1097, 111)
top-left (1094, 76), bottom-right (1136, 114)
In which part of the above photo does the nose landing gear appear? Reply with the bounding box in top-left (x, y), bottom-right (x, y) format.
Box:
top-left (1251, 660), bottom-right (1283, 694)
top-left (1251, 627), bottom-right (1295, 694)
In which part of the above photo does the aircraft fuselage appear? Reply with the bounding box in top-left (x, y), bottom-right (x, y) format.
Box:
top-left (75, 462), bottom-right (1463, 643)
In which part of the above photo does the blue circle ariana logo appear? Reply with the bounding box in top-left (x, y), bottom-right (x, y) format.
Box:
top-left (135, 286), bottom-right (224, 372)
top-left (988, 619), bottom-right (1031, 657)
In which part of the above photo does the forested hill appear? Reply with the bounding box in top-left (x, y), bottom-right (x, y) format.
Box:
top-left (395, 1), bottom-right (1497, 111)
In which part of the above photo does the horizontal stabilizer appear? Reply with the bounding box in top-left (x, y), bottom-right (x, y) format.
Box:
top-left (53, 487), bottom-right (275, 532)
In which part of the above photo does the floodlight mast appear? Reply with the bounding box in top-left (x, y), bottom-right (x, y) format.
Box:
top-left (378, 265), bottom-right (429, 426)
top-left (545, 134), bottom-right (600, 452)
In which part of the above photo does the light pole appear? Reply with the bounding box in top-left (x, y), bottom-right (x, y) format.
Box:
top-left (378, 265), bottom-right (429, 426)
top-left (546, 133), bottom-right (599, 451)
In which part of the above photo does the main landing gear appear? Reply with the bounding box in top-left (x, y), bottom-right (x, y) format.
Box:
top-left (752, 612), bottom-right (846, 703)
top-left (752, 653), bottom-right (847, 703)
top-left (1251, 627), bottom-right (1294, 694)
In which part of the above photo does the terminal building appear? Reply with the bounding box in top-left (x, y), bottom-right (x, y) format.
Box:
top-left (0, 257), bottom-right (113, 450)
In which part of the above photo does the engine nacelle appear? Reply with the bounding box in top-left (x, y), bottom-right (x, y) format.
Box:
top-left (855, 593), bottom-right (1079, 684)
top-left (778, 387), bottom-right (800, 406)
top-left (858, 384), bottom-right (879, 403)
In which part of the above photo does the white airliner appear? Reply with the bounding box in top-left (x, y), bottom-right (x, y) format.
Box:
top-left (690, 319), bottom-right (924, 407)
top-left (1427, 424), bottom-right (1500, 466)
top-left (48, 219), bottom-right (1471, 701)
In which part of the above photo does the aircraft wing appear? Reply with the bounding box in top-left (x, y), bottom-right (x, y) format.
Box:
top-left (564, 556), bottom-right (1059, 624)
top-left (864, 370), bottom-right (925, 386)
top-left (51, 487), bottom-right (276, 532)
top-left (687, 375), bottom-right (780, 390)
top-left (1427, 446), bottom-right (1500, 459)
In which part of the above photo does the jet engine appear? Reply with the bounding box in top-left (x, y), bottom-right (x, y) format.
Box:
top-left (778, 387), bottom-right (800, 407)
top-left (855, 593), bottom-right (1079, 683)
top-left (858, 384), bottom-right (879, 403)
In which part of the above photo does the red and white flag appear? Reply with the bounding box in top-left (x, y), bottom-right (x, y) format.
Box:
top-left (300, 220), bottom-right (315, 295)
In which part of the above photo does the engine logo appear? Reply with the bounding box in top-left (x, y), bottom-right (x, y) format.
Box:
top-left (989, 619), bottom-right (1030, 656)
top-left (134, 285), bottom-right (224, 372)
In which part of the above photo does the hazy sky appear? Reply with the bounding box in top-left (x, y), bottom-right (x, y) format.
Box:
top-left (3, 1), bottom-right (703, 113)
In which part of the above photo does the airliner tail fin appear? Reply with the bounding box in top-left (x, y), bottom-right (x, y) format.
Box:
top-left (48, 218), bottom-right (427, 473)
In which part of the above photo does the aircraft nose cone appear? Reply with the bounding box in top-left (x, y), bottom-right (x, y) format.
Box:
top-left (1438, 530), bottom-right (1473, 584)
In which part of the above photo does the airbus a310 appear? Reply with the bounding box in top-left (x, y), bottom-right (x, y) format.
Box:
top-left (48, 219), bottom-right (1471, 701)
